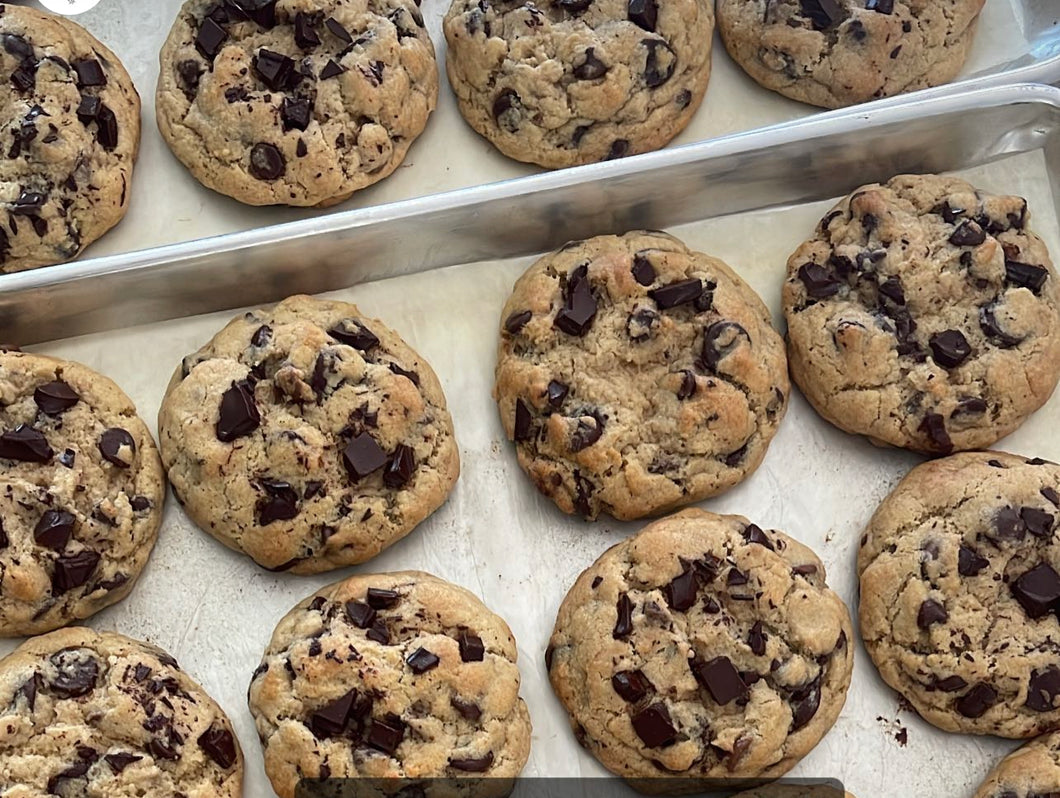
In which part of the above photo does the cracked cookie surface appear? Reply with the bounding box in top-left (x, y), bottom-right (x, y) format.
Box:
top-left (973, 728), bottom-right (1060, 798)
top-left (546, 508), bottom-right (853, 785)
top-left (717, 0), bottom-right (983, 109)
top-left (0, 627), bottom-right (243, 796)
top-left (859, 451), bottom-right (1060, 737)
top-left (157, 294), bottom-right (460, 574)
top-left (783, 174), bottom-right (1060, 455)
top-left (0, 351), bottom-right (164, 637)
top-left (495, 231), bottom-right (788, 521)
top-left (0, 3), bottom-right (141, 272)
top-left (443, 0), bottom-right (712, 168)
top-left (156, 0), bottom-right (437, 207)
top-left (247, 570), bottom-right (532, 797)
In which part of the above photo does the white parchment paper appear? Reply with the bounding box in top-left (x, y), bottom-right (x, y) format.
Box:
top-left (1, 150), bottom-right (1056, 797)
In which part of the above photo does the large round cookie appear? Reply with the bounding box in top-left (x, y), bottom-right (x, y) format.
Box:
top-left (0, 627), bottom-right (243, 795)
top-left (546, 509), bottom-right (854, 785)
top-left (973, 729), bottom-right (1060, 798)
top-left (859, 451), bottom-right (1060, 737)
top-left (0, 4), bottom-right (141, 272)
top-left (156, 0), bottom-right (437, 207)
top-left (158, 294), bottom-right (460, 574)
top-left (0, 350), bottom-right (164, 637)
top-left (248, 571), bottom-right (532, 796)
top-left (496, 231), bottom-right (788, 521)
top-left (717, 0), bottom-right (983, 109)
top-left (783, 174), bottom-right (1060, 455)
top-left (443, 0), bottom-right (713, 168)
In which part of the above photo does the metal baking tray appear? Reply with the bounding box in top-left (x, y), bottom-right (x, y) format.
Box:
top-left (0, 83), bottom-right (1059, 798)
top-left (10, 0), bottom-right (1060, 271)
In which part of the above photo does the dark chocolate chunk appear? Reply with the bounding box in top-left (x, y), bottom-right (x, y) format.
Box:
top-left (934, 675), bottom-right (967, 692)
top-left (251, 324), bottom-right (272, 347)
top-left (295, 12), bottom-right (322, 49)
top-left (743, 523), bottom-right (774, 550)
top-left (504, 310), bottom-right (532, 334)
top-left (367, 587), bottom-right (400, 609)
top-left (34, 380), bottom-right (79, 415)
top-left (649, 279), bottom-right (702, 309)
top-left (1023, 507), bottom-right (1055, 539)
top-left (693, 656), bottom-right (748, 705)
top-left (514, 399), bottom-right (533, 442)
top-left (0, 424), bottom-right (53, 463)
top-left (52, 550), bottom-right (100, 593)
top-left (799, 0), bottom-right (843, 29)
top-left (10, 57), bottom-right (36, 93)
top-left (450, 752), bottom-right (494, 772)
top-left (1026, 666), bottom-right (1060, 712)
top-left (76, 95), bottom-right (101, 124)
top-left (367, 619), bottom-right (390, 645)
top-left (1042, 487), bottom-right (1060, 508)
top-left (569, 411), bottom-right (604, 451)
top-left (797, 262), bottom-right (841, 298)
top-left (958, 545), bottom-right (989, 576)
top-left (952, 396), bottom-right (987, 417)
top-left (216, 380), bottom-right (259, 442)
top-left (995, 505), bottom-right (1026, 539)
top-left (917, 599), bottom-right (948, 629)
top-left (2, 33), bottom-right (33, 60)
top-left (546, 380), bottom-right (569, 408)
top-left (148, 738), bottom-right (179, 761)
top-left (632, 254), bottom-right (656, 286)
top-left (631, 702), bottom-right (676, 748)
top-left (613, 593), bottom-right (633, 638)
top-left (249, 142), bottom-right (285, 180)
top-left (320, 59), bottom-right (346, 79)
top-left (665, 568), bottom-right (697, 611)
top-left (949, 221), bottom-right (985, 247)
top-left (918, 413), bottom-right (952, 453)
top-left (198, 725), bottom-right (237, 769)
top-left (1005, 260), bottom-right (1049, 293)
top-left (239, 0), bottom-right (278, 28)
top-left (309, 689), bottom-right (357, 738)
top-left (928, 330), bottom-right (972, 368)
top-left (254, 49), bottom-right (294, 91)
top-left (748, 621), bottom-right (766, 656)
top-left (605, 139), bottom-right (630, 160)
top-left (195, 18), bottom-right (229, 59)
top-left (573, 48), bottom-right (607, 80)
top-left (296, 138), bottom-right (308, 157)
top-left (700, 321), bottom-right (749, 373)
top-left (98, 428), bottom-right (135, 467)
top-left (73, 59), bottom-right (106, 87)
top-left (451, 696), bottom-right (482, 720)
top-left (878, 276), bottom-right (905, 305)
top-left (790, 679), bottom-right (822, 729)
top-left (458, 632), bottom-right (485, 662)
top-left (642, 38), bottom-right (675, 88)
top-left (406, 647), bottom-right (440, 674)
top-left (94, 105), bottom-right (118, 150)
top-left (979, 304), bottom-right (1023, 348)
top-left (367, 715), bottom-right (405, 755)
top-left (342, 432), bottom-right (388, 480)
top-left (677, 370), bottom-right (696, 400)
top-left (383, 444), bottom-right (416, 489)
top-left (11, 190), bottom-right (45, 215)
top-left (325, 17), bottom-right (353, 43)
top-left (955, 683), bottom-right (997, 718)
top-left (257, 479), bottom-right (299, 525)
top-left (281, 97), bottom-right (312, 131)
top-left (48, 650), bottom-right (99, 697)
top-left (34, 509), bottom-right (75, 550)
top-left (1011, 562), bottom-right (1060, 618)
top-left (554, 266), bottom-right (598, 336)
top-left (612, 669), bottom-right (651, 702)
top-left (346, 601), bottom-right (376, 630)
top-left (627, 0), bottom-right (658, 31)
top-left (329, 319), bottom-right (378, 350)
top-left (866, 0), bottom-right (894, 11)
top-left (104, 752), bottom-right (143, 773)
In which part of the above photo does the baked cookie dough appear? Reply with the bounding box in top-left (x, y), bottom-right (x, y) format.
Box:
top-left (859, 451), bottom-right (1060, 737)
top-left (0, 627), bottom-right (243, 795)
top-left (783, 174), bottom-right (1060, 454)
top-left (973, 729), bottom-right (1060, 798)
top-left (546, 508), bottom-right (854, 785)
top-left (495, 231), bottom-right (788, 520)
top-left (248, 571), bottom-right (532, 797)
top-left (733, 786), bottom-right (854, 798)
top-left (443, 0), bottom-right (713, 168)
top-left (158, 294), bottom-right (459, 574)
top-left (156, 0), bottom-right (437, 206)
top-left (0, 350), bottom-right (164, 637)
top-left (717, 0), bottom-right (983, 109)
top-left (0, 3), bottom-right (141, 271)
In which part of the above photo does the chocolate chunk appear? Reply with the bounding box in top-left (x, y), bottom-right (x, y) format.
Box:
top-left (0, 425), bottom-right (53, 463)
top-left (694, 656), bottom-right (748, 705)
top-left (239, 0), bottom-right (278, 28)
top-left (251, 324), bottom-right (272, 347)
top-left (249, 142), bottom-right (285, 180)
top-left (98, 428), bottom-right (135, 467)
top-left (799, 0), bottom-right (843, 29)
top-left (1023, 507), bottom-right (1055, 539)
top-left (612, 669), bottom-right (651, 702)
top-left (367, 619), bottom-right (390, 644)
top-left (917, 599), bottom-right (948, 629)
top-left (979, 304), bottom-right (1022, 348)
top-left (958, 545), bottom-right (989, 576)
top-left (918, 413), bottom-right (952, 453)
top-left (546, 380), bottom-right (569, 408)
top-left (383, 444), bottom-right (416, 489)
top-left (366, 587), bottom-right (399, 609)
top-left (1011, 562), bottom-right (1060, 618)
top-left (10, 57), bottom-right (36, 93)
top-left (34, 380), bottom-right (79, 415)
top-left (390, 361), bottom-right (421, 384)
top-left (642, 39), bottom-right (675, 88)
top-left (665, 568), bottom-right (697, 611)
top-left (346, 601), bottom-right (376, 629)
top-left (790, 679), bottom-right (822, 729)
top-left (73, 59), bottom-right (106, 87)
top-left (257, 479), bottom-right (299, 525)
top-left (296, 138), bottom-right (308, 157)
top-left (2, 33), bottom-right (33, 60)
top-left (995, 505), bottom-right (1026, 539)
top-left (797, 262), bottom-right (841, 298)
top-left (650, 279), bottom-right (702, 309)
top-left (195, 18), bottom-right (229, 59)
top-left (130, 496), bottom-right (151, 512)
top-left (748, 621), bottom-right (766, 656)
top-left (632, 254), bottom-right (656, 286)
top-left (406, 647), bottom-right (440, 674)
top-left (928, 330), bottom-right (972, 368)
top-left (952, 396), bottom-right (987, 417)
top-left (367, 715), bottom-right (405, 755)
top-left (949, 221), bottom-right (985, 247)
top-left (94, 105), bottom-right (118, 150)
top-left (148, 738), bottom-right (180, 761)
top-left (451, 696), bottom-right (482, 720)
top-left (295, 12), bottom-right (322, 49)
top-left (16, 673), bottom-right (40, 710)
top-left (677, 370), bottom-right (696, 400)
top-left (514, 399), bottom-right (533, 442)
top-left (320, 59), bottom-right (346, 79)
top-left (613, 593), bottom-right (633, 638)
top-left (450, 752), bottom-right (494, 772)
top-left (569, 411), bottom-right (604, 451)
top-left (934, 675), bottom-right (967, 692)
top-left (554, 266), bottom-right (598, 336)
top-left (34, 510), bottom-right (75, 550)
top-left (343, 433), bottom-right (388, 480)
top-left (329, 319), bottom-right (378, 350)
top-left (573, 48), bottom-right (607, 80)
top-left (48, 650), bottom-right (99, 697)
top-left (866, 0), bottom-right (894, 11)
top-left (1026, 666), bottom-right (1060, 712)
top-left (743, 523), bottom-right (774, 550)
top-left (458, 632), bottom-right (485, 662)
top-left (700, 321), bottom-right (749, 373)
top-left (1043, 487), bottom-right (1060, 508)
top-left (631, 702), bottom-right (676, 748)
top-left (955, 683), bottom-right (997, 718)
top-left (504, 310), bottom-right (532, 334)
top-left (198, 726), bottom-right (237, 769)
top-left (52, 550), bottom-right (100, 593)
top-left (254, 49), bottom-right (294, 91)
top-left (605, 139), bottom-right (630, 160)
top-left (309, 689), bottom-right (357, 738)
top-left (1005, 260), bottom-right (1049, 293)
top-left (281, 97), bottom-right (312, 131)
top-left (76, 95), bottom-right (101, 124)
top-left (325, 17), bottom-right (353, 43)
top-left (628, 0), bottom-right (657, 31)
top-left (216, 380), bottom-right (259, 442)
top-left (104, 752), bottom-right (142, 773)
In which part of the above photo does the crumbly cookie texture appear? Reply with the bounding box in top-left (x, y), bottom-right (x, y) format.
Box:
top-left (495, 231), bottom-right (788, 521)
top-left (717, 0), bottom-right (983, 109)
top-left (0, 3), bottom-right (141, 272)
top-left (158, 294), bottom-right (459, 575)
top-left (248, 571), bottom-right (532, 797)
top-left (783, 174), bottom-right (1060, 455)
top-left (156, 0), bottom-right (437, 207)
top-left (973, 729), bottom-right (1060, 798)
top-left (443, 0), bottom-right (713, 168)
top-left (0, 627), bottom-right (243, 796)
top-left (859, 451), bottom-right (1060, 737)
top-left (546, 508), bottom-right (853, 786)
top-left (0, 350), bottom-right (164, 637)
top-left (733, 786), bottom-right (854, 798)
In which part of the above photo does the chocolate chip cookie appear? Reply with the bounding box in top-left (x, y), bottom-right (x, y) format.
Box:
top-left (0, 627), bottom-right (243, 795)
top-left (157, 294), bottom-right (459, 574)
top-left (973, 729), bottom-right (1060, 798)
top-left (546, 508), bottom-right (854, 785)
top-left (783, 174), bottom-right (1060, 455)
top-left (1, 4), bottom-right (141, 272)
top-left (859, 451), bottom-right (1060, 737)
top-left (156, 0), bottom-right (437, 207)
top-left (247, 571), bottom-right (532, 796)
top-left (0, 350), bottom-right (164, 637)
top-left (496, 231), bottom-right (789, 520)
top-left (443, 0), bottom-right (713, 168)
top-left (717, 0), bottom-right (983, 109)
